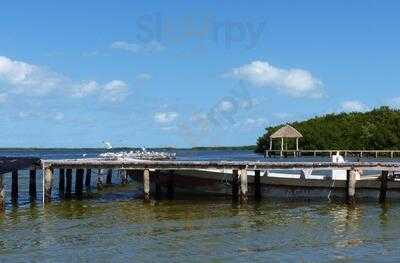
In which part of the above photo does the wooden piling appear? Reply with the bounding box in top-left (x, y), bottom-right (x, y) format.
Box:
top-left (85, 169), bottom-right (91, 191)
top-left (379, 170), bottom-right (389, 203)
top-left (167, 171), bottom-right (175, 199)
top-left (58, 168), bottom-right (65, 198)
top-left (120, 170), bottom-right (128, 185)
top-left (346, 169), bottom-right (357, 204)
top-left (43, 167), bottom-right (53, 203)
top-left (232, 169), bottom-right (239, 202)
top-left (11, 170), bottom-right (18, 203)
top-left (29, 169), bottom-right (37, 200)
top-left (240, 168), bottom-right (248, 202)
top-left (0, 173), bottom-right (4, 211)
top-left (75, 169), bottom-right (84, 198)
top-left (106, 169), bottom-right (112, 185)
top-left (155, 171), bottom-right (162, 200)
top-left (254, 170), bottom-right (261, 200)
top-left (143, 169), bottom-right (150, 201)
top-left (65, 169), bottom-right (72, 198)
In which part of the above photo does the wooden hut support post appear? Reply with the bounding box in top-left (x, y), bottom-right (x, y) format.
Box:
top-left (65, 169), bottom-right (72, 198)
top-left (254, 170), bottom-right (261, 200)
top-left (29, 169), bottom-right (37, 200)
top-left (232, 169), bottom-right (239, 202)
top-left (143, 169), bottom-right (150, 201)
top-left (379, 170), bottom-right (389, 203)
top-left (75, 169), bottom-right (84, 198)
top-left (0, 173), bottom-right (4, 211)
top-left (58, 168), bottom-right (65, 198)
top-left (346, 169), bottom-right (357, 204)
top-left (240, 168), bottom-right (248, 202)
top-left (11, 170), bottom-right (18, 203)
top-left (43, 167), bottom-right (53, 203)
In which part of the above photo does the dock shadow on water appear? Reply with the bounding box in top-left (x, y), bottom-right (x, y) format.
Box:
top-left (2, 186), bottom-right (400, 262)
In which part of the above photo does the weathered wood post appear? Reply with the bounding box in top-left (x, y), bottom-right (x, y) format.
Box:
top-left (106, 169), bottom-right (112, 185)
top-left (29, 169), bottom-right (37, 200)
top-left (143, 169), bottom-right (150, 201)
top-left (120, 170), bottom-right (128, 185)
top-left (391, 151), bottom-right (394, 159)
top-left (65, 169), bottom-right (72, 198)
top-left (58, 168), bottom-right (65, 198)
top-left (254, 170), bottom-right (261, 200)
top-left (379, 170), bottom-right (389, 203)
top-left (43, 166), bottom-right (53, 203)
top-left (232, 169), bottom-right (239, 202)
top-left (240, 168), bottom-right (248, 202)
top-left (155, 170), bottom-right (162, 200)
top-left (75, 169), bottom-right (84, 198)
top-left (11, 170), bottom-right (18, 203)
top-left (0, 173), bottom-right (4, 211)
top-left (85, 169), bottom-right (91, 191)
top-left (167, 171), bottom-right (175, 199)
top-left (346, 169), bottom-right (357, 204)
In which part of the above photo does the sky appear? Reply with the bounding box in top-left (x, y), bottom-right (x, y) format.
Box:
top-left (1, 0), bottom-right (400, 148)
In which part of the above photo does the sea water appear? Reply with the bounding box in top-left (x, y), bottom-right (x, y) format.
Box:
top-left (0, 149), bottom-right (400, 262)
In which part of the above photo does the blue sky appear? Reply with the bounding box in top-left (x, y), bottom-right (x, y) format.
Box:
top-left (1, 1), bottom-right (400, 147)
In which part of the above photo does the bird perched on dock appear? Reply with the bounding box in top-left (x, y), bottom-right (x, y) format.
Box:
top-left (102, 141), bottom-right (113, 150)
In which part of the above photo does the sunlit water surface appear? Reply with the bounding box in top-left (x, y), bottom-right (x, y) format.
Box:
top-left (1, 149), bottom-right (400, 262)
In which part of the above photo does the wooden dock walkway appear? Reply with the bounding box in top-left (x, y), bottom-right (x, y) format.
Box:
top-left (2, 157), bottom-right (400, 211)
top-left (266, 149), bottom-right (400, 158)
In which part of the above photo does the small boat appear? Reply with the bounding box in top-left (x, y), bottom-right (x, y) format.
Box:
top-left (130, 153), bottom-right (400, 200)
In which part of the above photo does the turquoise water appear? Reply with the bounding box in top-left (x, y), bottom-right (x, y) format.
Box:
top-left (1, 150), bottom-right (400, 262)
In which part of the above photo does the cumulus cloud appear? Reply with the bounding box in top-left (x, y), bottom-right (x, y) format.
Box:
top-left (0, 55), bottom-right (130, 103)
top-left (225, 61), bottom-right (324, 98)
top-left (340, 100), bottom-right (369, 112)
top-left (135, 73), bottom-right (152, 81)
top-left (0, 56), bottom-right (64, 95)
top-left (100, 80), bottom-right (129, 103)
top-left (243, 117), bottom-right (268, 128)
top-left (154, 112), bottom-right (179, 124)
top-left (111, 41), bottom-right (165, 53)
top-left (71, 81), bottom-right (99, 98)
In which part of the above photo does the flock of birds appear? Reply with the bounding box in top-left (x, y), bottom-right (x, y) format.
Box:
top-left (98, 142), bottom-right (176, 160)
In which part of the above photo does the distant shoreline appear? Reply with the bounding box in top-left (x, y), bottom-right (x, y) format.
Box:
top-left (0, 146), bottom-right (257, 151)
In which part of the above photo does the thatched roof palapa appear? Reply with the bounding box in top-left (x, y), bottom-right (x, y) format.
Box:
top-left (270, 125), bottom-right (303, 139)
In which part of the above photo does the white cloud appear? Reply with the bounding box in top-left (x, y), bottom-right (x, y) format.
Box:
top-left (225, 61), bottom-right (324, 98)
top-left (71, 81), bottom-right (99, 98)
top-left (0, 56), bottom-right (129, 103)
top-left (217, 100), bottom-right (235, 113)
top-left (100, 80), bottom-right (129, 103)
top-left (0, 56), bottom-right (64, 95)
top-left (340, 100), bottom-right (369, 112)
top-left (154, 112), bottom-right (179, 124)
top-left (111, 41), bottom-right (165, 53)
top-left (0, 93), bottom-right (7, 104)
top-left (136, 73), bottom-right (152, 81)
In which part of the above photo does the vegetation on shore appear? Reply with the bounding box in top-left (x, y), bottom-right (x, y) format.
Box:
top-left (255, 107), bottom-right (400, 153)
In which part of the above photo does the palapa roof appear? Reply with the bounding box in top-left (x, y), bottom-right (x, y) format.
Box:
top-left (270, 125), bottom-right (303, 139)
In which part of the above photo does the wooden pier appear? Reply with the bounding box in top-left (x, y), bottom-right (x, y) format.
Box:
top-left (2, 157), bottom-right (400, 211)
top-left (266, 149), bottom-right (400, 158)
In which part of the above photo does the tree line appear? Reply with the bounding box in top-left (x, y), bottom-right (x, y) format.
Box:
top-left (255, 107), bottom-right (400, 153)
